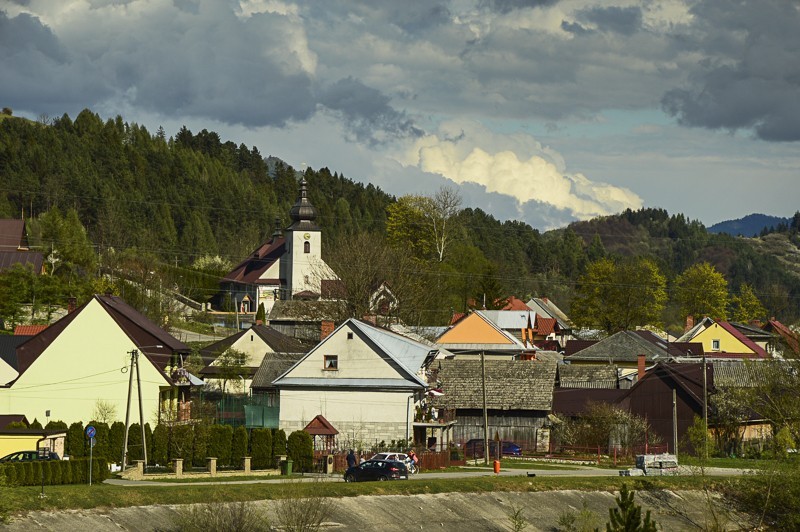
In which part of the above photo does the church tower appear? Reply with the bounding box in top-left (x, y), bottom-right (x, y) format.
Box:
top-left (282, 177), bottom-right (323, 297)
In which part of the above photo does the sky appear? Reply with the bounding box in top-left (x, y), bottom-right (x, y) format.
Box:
top-left (2, 0), bottom-right (799, 231)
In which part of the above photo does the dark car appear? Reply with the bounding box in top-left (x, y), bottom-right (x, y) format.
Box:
top-left (464, 439), bottom-right (522, 458)
top-left (0, 450), bottom-right (60, 463)
top-left (343, 459), bottom-right (408, 482)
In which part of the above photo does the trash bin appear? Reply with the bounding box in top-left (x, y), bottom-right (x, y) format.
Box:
top-left (281, 459), bottom-right (293, 476)
top-left (493, 460), bottom-right (501, 474)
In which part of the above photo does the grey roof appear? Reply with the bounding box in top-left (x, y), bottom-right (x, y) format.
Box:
top-left (526, 298), bottom-right (572, 329)
top-left (273, 318), bottom-right (434, 389)
top-left (566, 330), bottom-right (667, 363)
top-left (251, 353), bottom-right (305, 389)
top-left (273, 377), bottom-right (424, 390)
top-left (712, 361), bottom-right (770, 388)
top-left (432, 359), bottom-right (557, 411)
top-left (0, 336), bottom-right (30, 370)
top-left (480, 310), bottom-right (533, 330)
top-left (268, 299), bottom-right (345, 322)
top-left (557, 363), bottom-right (618, 389)
top-left (351, 320), bottom-right (437, 381)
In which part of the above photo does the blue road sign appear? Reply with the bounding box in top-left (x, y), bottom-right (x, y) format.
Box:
top-left (85, 425), bottom-right (96, 439)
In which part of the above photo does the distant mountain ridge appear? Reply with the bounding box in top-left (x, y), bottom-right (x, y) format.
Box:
top-left (708, 214), bottom-right (791, 237)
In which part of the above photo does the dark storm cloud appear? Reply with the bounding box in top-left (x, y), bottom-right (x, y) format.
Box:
top-left (661, 0), bottom-right (800, 142)
top-left (318, 77), bottom-right (424, 145)
top-left (478, 0), bottom-right (559, 15)
top-left (0, 10), bottom-right (111, 113)
top-left (576, 6), bottom-right (642, 35)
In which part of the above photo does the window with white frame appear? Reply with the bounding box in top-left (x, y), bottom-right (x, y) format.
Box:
top-left (712, 339), bottom-right (720, 351)
top-left (324, 355), bottom-right (338, 370)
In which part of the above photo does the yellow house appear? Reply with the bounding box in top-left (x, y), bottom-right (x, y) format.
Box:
top-left (0, 294), bottom-right (192, 425)
top-left (678, 317), bottom-right (769, 359)
top-left (436, 311), bottom-right (526, 359)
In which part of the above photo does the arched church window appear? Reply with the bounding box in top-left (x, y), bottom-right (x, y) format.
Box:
top-left (304, 241), bottom-right (310, 253)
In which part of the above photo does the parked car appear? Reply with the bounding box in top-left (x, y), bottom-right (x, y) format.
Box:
top-left (370, 452), bottom-right (408, 463)
top-left (463, 439), bottom-right (522, 458)
top-left (0, 450), bottom-right (60, 463)
top-left (343, 459), bottom-right (408, 482)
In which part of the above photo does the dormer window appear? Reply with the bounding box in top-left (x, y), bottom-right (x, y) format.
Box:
top-left (324, 355), bottom-right (338, 370)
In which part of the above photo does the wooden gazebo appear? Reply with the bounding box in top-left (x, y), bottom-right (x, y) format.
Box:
top-left (303, 415), bottom-right (339, 452)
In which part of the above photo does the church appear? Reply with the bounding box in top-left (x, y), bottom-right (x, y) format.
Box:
top-left (218, 177), bottom-right (338, 318)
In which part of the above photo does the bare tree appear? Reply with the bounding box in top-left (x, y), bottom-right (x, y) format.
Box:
top-left (423, 186), bottom-right (462, 262)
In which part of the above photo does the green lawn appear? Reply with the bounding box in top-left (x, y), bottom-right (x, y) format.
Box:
top-left (679, 455), bottom-right (797, 470)
top-left (2, 474), bottom-right (733, 515)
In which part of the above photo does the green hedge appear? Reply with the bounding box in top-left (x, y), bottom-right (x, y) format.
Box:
top-left (207, 425), bottom-right (233, 466)
top-left (250, 428), bottom-right (273, 469)
top-left (0, 458), bottom-right (109, 486)
top-left (287, 430), bottom-right (313, 473)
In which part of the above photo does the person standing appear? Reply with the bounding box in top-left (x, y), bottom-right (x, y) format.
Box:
top-left (346, 449), bottom-right (357, 468)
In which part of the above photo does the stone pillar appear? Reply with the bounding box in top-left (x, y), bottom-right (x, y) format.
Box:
top-left (243, 456), bottom-right (251, 475)
top-left (207, 457), bottom-right (217, 477)
top-left (174, 458), bottom-right (183, 478)
top-left (135, 460), bottom-right (145, 479)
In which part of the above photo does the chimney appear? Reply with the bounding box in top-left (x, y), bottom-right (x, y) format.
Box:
top-left (320, 320), bottom-right (335, 340)
top-left (67, 297), bottom-right (77, 314)
top-left (256, 319), bottom-right (263, 326)
top-left (637, 354), bottom-right (646, 381)
top-left (684, 314), bottom-right (695, 332)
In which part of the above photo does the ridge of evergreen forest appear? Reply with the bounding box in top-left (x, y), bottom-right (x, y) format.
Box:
top-left (1, 109), bottom-right (799, 333)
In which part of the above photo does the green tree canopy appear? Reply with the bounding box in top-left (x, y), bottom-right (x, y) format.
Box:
top-left (674, 262), bottom-right (729, 320)
top-left (571, 257), bottom-right (667, 333)
top-left (730, 283), bottom-right (767, 323)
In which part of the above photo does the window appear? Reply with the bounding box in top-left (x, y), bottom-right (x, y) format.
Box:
top-left (347, 332), bottom-right (354, 340)
top-left (712, 339), bottom-right (720, 351)
top-left (324, 355), bottom-right (338, 370)
top-left (304, 241), bottom-right (310, 253)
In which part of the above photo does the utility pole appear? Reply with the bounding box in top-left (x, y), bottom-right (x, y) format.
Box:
top-left (672, 388), bottom-right (678, 455)
top-left (702, 351), bottom-right (708, 460)
top-left (481, 350), bottom-right (489, 466)
top-left (122, 350), bottom-right (136, 469)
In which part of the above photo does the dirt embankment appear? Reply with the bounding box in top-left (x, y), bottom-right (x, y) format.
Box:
top-left (4, 489), bottom-right (754, 531)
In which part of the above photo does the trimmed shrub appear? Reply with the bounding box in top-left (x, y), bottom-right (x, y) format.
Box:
top-left (45, 420), bottom-right (68, 431)
top-left (23, 462), bottom-right (34, 485)
top-left (145, 423), bottom-right (153, 461)
top-left (171, 424), bottom-right (194, 470)
top-left (1, 464), bottom-right (16, 485)
top-left (152, 424), bottom-right (169, 466)
top-left (250, 428), bottom-right (273, 469)
top-left (192, 424), bottom-right (209, 467)
top-left (61, 459), bottom-right (73, 484)
top-left (231, 426), bottom-right (248, 468)
top-left (127, 423), bottom-right (143, 462)
top-left (109, 421), bottom-right (125, 465)
top-left (207, 425), bottom-right (233, 467)
top-left (41, 460), bottom-right (52, 485)
top-left (287, 431), bottom-right (313, 473)
top-left (50, 460), bottom-right (62, 485)
top-left (71, 460), bottom-right (83, 483)
top-left (272, 429), bottom-right (287, 460)
top-left (66, 422), bottom-right (85, 458)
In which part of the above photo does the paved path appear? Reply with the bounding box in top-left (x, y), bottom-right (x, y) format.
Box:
top-left (104, 464), bottom-right (751, 487)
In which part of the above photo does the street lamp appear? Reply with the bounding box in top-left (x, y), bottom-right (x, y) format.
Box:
top-left (122, 345), bottom-right (163, 471)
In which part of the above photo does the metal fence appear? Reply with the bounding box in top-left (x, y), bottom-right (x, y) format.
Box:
top-left (215, 395), bottom-right (279, 429)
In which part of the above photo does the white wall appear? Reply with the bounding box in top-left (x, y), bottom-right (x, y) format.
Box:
top-left (0, 299), bottom-right (170, 425)
top-left (279, 388), bottom-right (414, 444)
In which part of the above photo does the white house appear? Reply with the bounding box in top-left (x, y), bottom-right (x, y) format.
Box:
top-left (273, 318), bottom-right (438, 445)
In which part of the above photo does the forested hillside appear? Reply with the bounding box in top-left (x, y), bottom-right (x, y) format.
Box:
top-left (1, 110), bottom-right (798, 331)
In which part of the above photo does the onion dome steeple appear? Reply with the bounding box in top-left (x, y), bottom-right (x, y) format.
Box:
top-left (288, 177), bottom-right (320, 231)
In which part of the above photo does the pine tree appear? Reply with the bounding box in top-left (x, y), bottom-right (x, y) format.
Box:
top-left (605, 484), bottom-right (657, 532)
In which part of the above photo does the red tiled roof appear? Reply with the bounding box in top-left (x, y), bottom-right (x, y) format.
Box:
top-left (766, 320), bottom-right (800, 355)
top-left (534, 315), bottom-right (557, 336)
top-left (502, 296), bottom-right (531, 311)
top-left (223, 237), bottom-right (286, 285)
top-left (449, 312), bottom-right (466, 326)
top-left (13, 325), bottom-right (48, 336)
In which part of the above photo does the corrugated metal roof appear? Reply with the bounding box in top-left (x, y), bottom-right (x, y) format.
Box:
top-left (352, 320), bottom-right (436, 379)
top-left (480, 310), bottom-right (533, 330)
